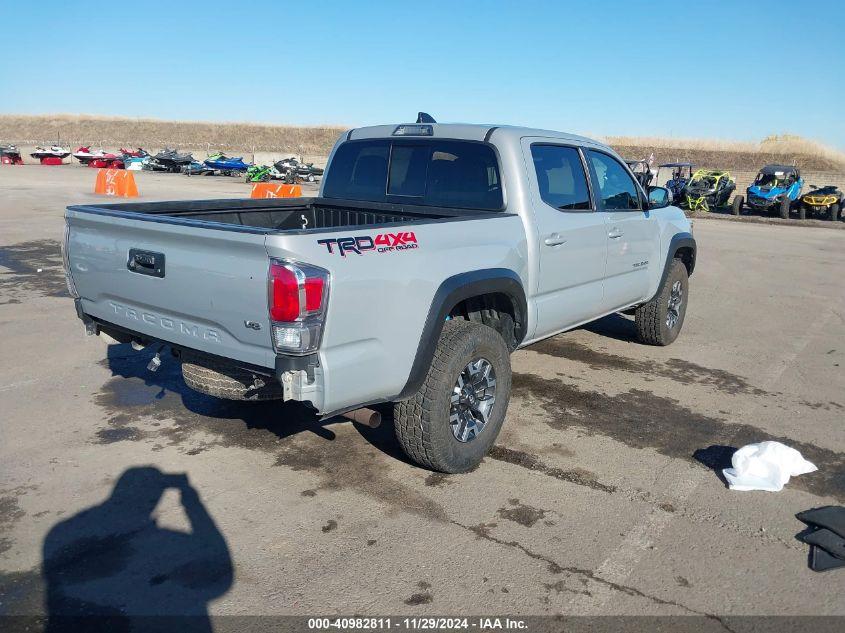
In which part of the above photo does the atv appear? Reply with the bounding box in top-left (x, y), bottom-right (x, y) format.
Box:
top-left (798, 185), bottom-right (843, 221)
top-left (684, 169), bottom-right (736, 212)
top-left (655, 162), bottom-right (694, 204)
top-left (734, 165), bottom-right (803, 219)
top-left (245, 164), bottom-right (273, 183)
top-left (624, 159), bottom-right (654, 189)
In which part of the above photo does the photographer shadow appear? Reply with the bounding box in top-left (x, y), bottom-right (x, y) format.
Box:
top-left (42, 466), bottom-right (232, 632)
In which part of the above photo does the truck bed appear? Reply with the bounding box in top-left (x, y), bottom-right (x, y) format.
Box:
top-left (65, 194), bottom-right (515, 376)
top-left (70, 197), bottom-right (495, 233)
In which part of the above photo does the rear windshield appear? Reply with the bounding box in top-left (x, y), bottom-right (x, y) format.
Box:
top-left (322, 139), bottom-right (503, 210)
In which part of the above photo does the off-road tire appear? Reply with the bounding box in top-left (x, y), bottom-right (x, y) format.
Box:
top-left (181, 352), bottom-right (283, 401)
top-left (634, 258), bottom-right (689, 346)
top-left (393, 319), bottom-right (511, 473)
top-left (732, 196), bottom-right (743, 215)
top-left (830, 203), bottom-right (840, 222)
top-left (779, 197), bottom-right (791, 219)
top-left (799, 204), bottom-right (807, 220)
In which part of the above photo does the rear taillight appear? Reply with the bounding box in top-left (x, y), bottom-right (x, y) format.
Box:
top-left (268, 259), bottom-right (329, 355)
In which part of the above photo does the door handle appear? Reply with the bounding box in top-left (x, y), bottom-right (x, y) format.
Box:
top-left (544, 233), bottom-right (567, 247)
top-left (127, 248), bottom-right (165, 278)
top-left (608, 228), bottom-right (624, 239)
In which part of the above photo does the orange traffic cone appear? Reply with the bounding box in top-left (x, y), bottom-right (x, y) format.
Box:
top-left (94, 169), bottom-right (139, 197)
top-left (250, 183), bottom-right (302, 199)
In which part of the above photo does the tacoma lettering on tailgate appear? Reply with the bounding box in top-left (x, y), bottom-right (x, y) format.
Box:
top-left (108, 301), bottom-right (221, 342)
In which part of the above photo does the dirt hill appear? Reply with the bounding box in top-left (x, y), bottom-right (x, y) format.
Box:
top-left (2, 115), bottom-right (843, 172)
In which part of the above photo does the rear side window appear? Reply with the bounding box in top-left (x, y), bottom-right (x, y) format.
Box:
top-left (531, 144), bottom-right (591, 210)
top-left (323, 140), bottom-right (503, 210)
top-left (586, 150), bottom-right (641, 210)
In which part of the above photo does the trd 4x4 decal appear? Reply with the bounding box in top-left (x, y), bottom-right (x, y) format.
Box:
top-left (317, 232), bottom-right (419, 257)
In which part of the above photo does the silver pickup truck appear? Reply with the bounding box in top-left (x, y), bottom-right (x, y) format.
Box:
top-left (64, 121), bottom-right (696, 472)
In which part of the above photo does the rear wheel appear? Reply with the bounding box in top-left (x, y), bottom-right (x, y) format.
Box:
top-left (830, 203), bottom-right (840, 221)
top-left (393, 319), bottom-right (511, 473)
top-left (635, 259), bottom-right (689, 346)
top-left (779, 197), bottom-right (791, 219)
top-left (732, 195), bottom-right (744, 215)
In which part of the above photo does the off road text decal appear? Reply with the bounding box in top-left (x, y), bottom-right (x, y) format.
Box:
top-left (317, 232), bottom-right (418, 257)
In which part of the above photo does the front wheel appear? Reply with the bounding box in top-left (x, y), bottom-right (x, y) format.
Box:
top-left (799, 204), bottom-right (807, 220)
top-left (732, 195), bottom-right (744, 215)
top-left (830, 203), bottom-right (840, 221)
top-left (634, 259), bottom-right (689, 346)
top-left (779, 197), bottom-right (791, 219)
top-left (394, 319), bottom-right (511, 473)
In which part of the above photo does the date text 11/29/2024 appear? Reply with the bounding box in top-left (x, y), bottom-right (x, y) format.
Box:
top-left (308, 616), bottom-right (527, 630)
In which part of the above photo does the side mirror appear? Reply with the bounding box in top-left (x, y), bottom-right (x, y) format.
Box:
top-left (647, 186), bottom-right (671, 209)
top-left (810, 184), bottom-right (817, 190)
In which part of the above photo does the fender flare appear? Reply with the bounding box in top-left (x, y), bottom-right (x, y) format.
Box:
top-left (649, 232), bottom-right (696, 302)
top-left (394, 268), bottom-right (527, 401)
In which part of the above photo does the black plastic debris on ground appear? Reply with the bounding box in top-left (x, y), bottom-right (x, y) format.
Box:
top-left (796, 506), bottom-right (845, 572)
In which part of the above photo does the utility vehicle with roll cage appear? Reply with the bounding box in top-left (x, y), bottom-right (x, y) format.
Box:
top-left (655, 162), bottom-right (694, 204)
top-left (734, 164), bottom-right (803, 218)
top-left (624, 159), bottom-right (654, 190)
top-left (683, 169), bottom-right (736, 212)
top-left (63, 114), bottom-right (696, 473)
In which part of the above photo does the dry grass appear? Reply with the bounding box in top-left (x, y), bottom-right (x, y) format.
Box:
top-left (2, 115), bottom-right (843, 171)
top-left (606, 134), bottom-right (845, 171)
top-left (0, 114), bottom-right (346, 157)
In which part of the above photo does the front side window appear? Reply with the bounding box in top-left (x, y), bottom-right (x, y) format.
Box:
top-left (586, 150), bottom-right (641, 210)
top-left (530, 144), bottom-right (591, 210)
top-left (323, 139), bottom-right (503, 210)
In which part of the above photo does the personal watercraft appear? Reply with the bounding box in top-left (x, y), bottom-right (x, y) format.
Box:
top-left (0, 144), bottom-right (23, 165)
top-left (30, 145), bottom-right (71, 160)
top-left (203, 152), bottom-right (251, 174)
top-left (148, 148), bottom-right (195, 172)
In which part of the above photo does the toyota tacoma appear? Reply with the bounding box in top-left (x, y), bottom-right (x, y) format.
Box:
top-left (63, 118), bottom-right (696, 472)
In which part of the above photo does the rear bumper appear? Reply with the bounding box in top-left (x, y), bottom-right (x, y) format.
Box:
top-left (75, 298), bottom-right (318, 382)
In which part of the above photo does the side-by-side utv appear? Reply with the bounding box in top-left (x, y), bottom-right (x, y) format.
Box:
top-left (684, 169), bottom-right (736, 212)
top-left (624, 159), bottom-right (654, 189)
top-left (655, 162), bottom-right (694, 204)
top-left (734, 165), bottom-right (803, 218)
top-left (798, 185), bottom-right (843, 221)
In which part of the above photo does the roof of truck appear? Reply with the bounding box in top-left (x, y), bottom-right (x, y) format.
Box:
top-left (346, 122), bottom-right (610, 150)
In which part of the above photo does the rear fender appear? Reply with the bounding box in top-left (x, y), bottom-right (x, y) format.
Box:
top-left (395, 268), bottom-right (526, 401)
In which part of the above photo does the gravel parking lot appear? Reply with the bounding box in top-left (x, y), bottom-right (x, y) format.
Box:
top-left (1, 165), bottom-right (844, 629)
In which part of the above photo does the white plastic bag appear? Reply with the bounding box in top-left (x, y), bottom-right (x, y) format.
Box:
top-left (722, 441), bottom-right (817, 492)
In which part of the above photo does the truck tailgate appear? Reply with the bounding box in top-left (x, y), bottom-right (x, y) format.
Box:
top-left (66, 209), bottom-right (275, 369)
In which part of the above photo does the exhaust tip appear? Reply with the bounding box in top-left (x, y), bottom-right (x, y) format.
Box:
top-left (344, 407), bottom-right (382, 429)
